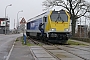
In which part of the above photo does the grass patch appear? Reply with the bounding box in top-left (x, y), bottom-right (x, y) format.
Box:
top-left (16, 39), bottom-right (19, 41)
top-left (15, 37), bottom-right (20, 42)
top-left (67, 39), bottom-right (87, 46)
top-left (38, 44), bottom-right (42, 46)
top-left (20, 37), bottom-right (34, 46)
top-left (71, 37), bottom-right (90, 43)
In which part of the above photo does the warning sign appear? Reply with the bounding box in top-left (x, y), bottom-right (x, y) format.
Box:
top-left (20, 17), bottom-right (26, 24)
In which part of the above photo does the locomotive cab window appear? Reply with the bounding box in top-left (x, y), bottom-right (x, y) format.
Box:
top-left (50, 10), bottom-right (68, 22)
top-left (43, 16), bottom-right (47, 22)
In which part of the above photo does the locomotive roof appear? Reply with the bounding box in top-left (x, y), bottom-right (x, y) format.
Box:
top-left (27, 9), bottom-right (69, 23)
top-left (28, 11), bottom-right (49, 22)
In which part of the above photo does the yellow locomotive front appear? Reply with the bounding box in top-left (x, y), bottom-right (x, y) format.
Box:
top-left (45, 9), bottom-right (71, 43)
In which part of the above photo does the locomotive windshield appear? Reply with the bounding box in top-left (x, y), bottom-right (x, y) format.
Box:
top-left (50, 10), bottom-right (68, 22)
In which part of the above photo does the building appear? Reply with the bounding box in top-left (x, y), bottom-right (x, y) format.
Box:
top-left (76, 25), bottom-right (88, 37)
top-left (0, 18), bottom-right (10, 34)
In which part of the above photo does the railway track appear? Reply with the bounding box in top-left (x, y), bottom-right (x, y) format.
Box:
top-left (64, 45), bottom-right (90, 52)
top-left (28, 38), bottom-right (90, 60)
top-left (28, 37), bottom-right (43, 45)
top-left (56, 46), bottom-right (90, 60)
top-left (42, 45), bottom-right (90, 60)
top-left (28, 37), bottom-right (53, 45)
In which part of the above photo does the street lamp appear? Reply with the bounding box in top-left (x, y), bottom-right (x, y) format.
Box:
top-left (5, 4), bottom-right (12, 35)
top-left (17, 10), bottom-right (23, 33)
top-left (80, 17), bottom-right (81, 38)
top-left (18, 17), bottom-right (23, 26)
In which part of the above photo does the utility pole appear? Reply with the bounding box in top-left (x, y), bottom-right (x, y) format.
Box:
top-left (17, 10), bottom-right (23, 33)
top-left (5, 4), bottom-right (12, 35)
top-left (14, 19), bottom-right (15, 29)
top-left (80, 18), bottom-right (81, 38)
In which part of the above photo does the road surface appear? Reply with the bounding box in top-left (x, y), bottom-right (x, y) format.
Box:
top-left (0, 34), bottom-right (22, 60)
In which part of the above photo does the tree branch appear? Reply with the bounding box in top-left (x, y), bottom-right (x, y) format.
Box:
top-left (74, 0), bottom-right (81, 9)
top-left (57, 4), bottom-right (69, 11)
top-left (76, 9), bottom-right (80, 15)
top-left (77, 11), bottom-right (87, 18)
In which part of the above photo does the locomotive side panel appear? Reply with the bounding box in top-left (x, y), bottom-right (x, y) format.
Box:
top-left (27, 18), bottom-right (43, 36)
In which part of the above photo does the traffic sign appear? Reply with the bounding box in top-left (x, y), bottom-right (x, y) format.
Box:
top-left (20, 17), bottom-right (26, 24)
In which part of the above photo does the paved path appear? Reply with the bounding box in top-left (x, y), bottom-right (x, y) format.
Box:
top-left (8, 40), bottom-right (34, 60)
top-left (0, 34), bottom-right (22, 60)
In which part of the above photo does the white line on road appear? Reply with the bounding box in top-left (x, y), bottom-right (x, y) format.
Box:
top-left (6, 41), bottom-right (15, 60)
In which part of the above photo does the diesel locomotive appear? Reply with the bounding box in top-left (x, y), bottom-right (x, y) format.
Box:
top-left (26, 9), bottom-right (71, 43)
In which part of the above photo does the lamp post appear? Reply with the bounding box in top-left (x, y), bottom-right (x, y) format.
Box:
top-left (18, 17), bottom-right (23, 26)
top-left (5, 4), bottom-right (12, 35)
top-left (17, 10), bottom-right (23, 33)
top-left (80, 17), bottom-right (81, 38)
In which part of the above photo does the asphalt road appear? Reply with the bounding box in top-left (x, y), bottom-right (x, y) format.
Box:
top-left (0, 34), bottom-right (22, 60)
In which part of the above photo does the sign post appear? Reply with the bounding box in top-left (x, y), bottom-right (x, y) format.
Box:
top-left (20, 17), bottom-right (26, 45)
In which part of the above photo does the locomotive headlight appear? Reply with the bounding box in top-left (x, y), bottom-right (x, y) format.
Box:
top-left (64, 28), bottom-right (69, 32)
top-left (50, 28), bottom-right (56, 31)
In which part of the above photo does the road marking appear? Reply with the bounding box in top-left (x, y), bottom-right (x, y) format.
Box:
top-left (4, 56), bottom-right (7, 59)
top-left (6, 41), bottom-right (15, 60)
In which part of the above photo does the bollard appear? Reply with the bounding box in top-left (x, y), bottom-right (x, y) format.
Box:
top-left (23, 34), bottom-right (26, 45)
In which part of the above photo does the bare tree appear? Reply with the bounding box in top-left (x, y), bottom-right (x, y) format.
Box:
top-left (42, 0), bottom-right (90, 37)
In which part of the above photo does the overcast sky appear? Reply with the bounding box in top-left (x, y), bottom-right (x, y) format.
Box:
top-left (0, 0), bottom-right (45, 29)
top-left (0, 0), bottom-right (90, 29)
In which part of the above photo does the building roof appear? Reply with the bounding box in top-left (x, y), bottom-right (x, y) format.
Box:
top-left (0, 18), bottom-right (8, 20)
